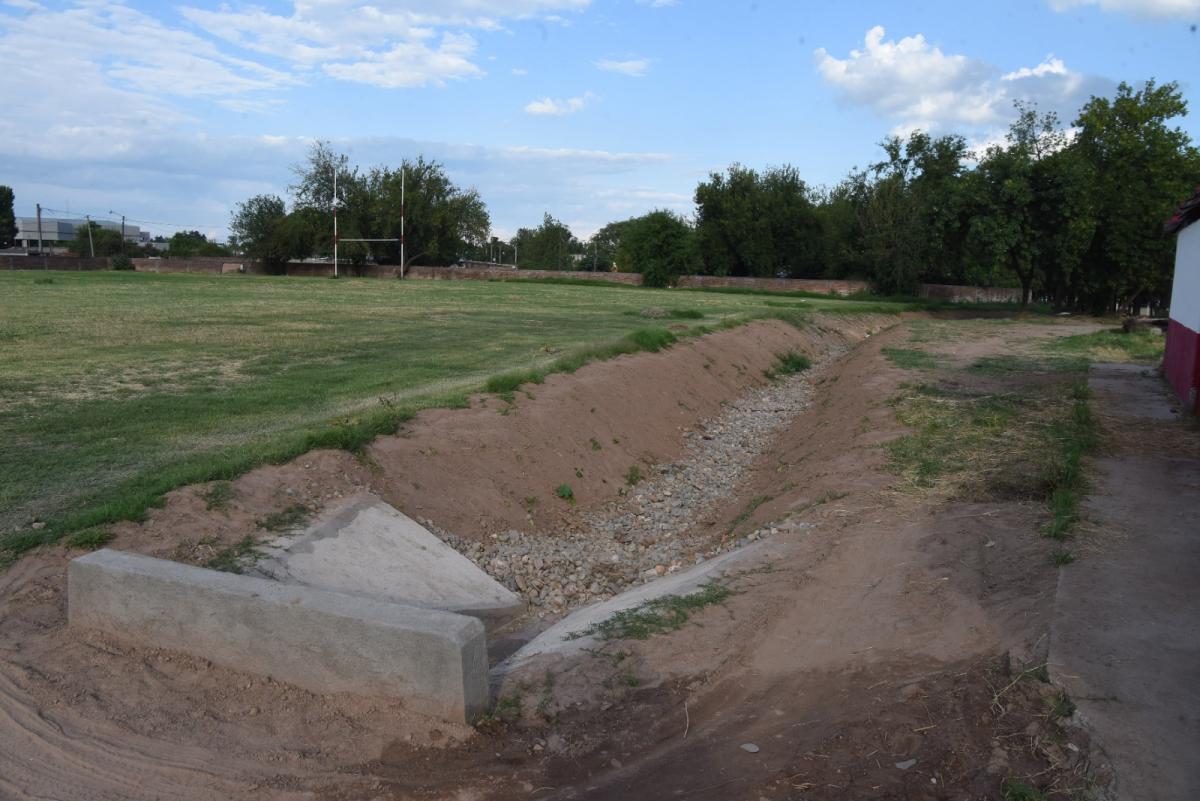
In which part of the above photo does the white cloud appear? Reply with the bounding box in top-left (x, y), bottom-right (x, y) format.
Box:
top-left (180, 0), bottom-right (590, 88)
top-left (815, 27), bottom-right (1112, 140)
top-left (524, 92), bottom-right (594, 115)
top-left (595, 57), bottom-right (650, 77)
top-left (636, 0), bottom-right (679, 6)
top-left (1049, 0), bottom-right (1200, 18)
top-left (511, 67), bottom-right (529, 75)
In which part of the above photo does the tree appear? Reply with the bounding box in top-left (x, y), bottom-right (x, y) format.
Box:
top-left (167, 230), bottom-right (230, 258)
top-left (229, 194), bottom-right (293, 273)
top-left (286, 142), bottom-right (491, 270)
top-left (616, 210), bottom-right (697, 287)
top-left (511, 213), bottom-right (578, 270)
top-left (589, 218), bottom-right (633, 272)
top-left (968, 105), bottom-right (1093, 307)
top-left (1072, 80), bottom-right (1200, 313)
top-left (68, 221), bottom-right (126, 257)
top-left (694, 164), bottom-right (823, 279)
top-left (0, 186), bottom-right (15, 249)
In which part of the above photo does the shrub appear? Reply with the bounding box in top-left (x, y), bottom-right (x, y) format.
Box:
top-left (554, 484), bottom-right (575, 502)
top-left (111, 255), bottom-right (134, 271)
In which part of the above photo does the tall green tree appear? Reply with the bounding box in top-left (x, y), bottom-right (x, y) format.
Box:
top-left (968, 105), bottom-right (1093, 307)
top-left (167, 230), bottom-right (230, 258)
top-left (229, 194), bottom-right (293, 273)
top-left (287, 142), bottom-right (490, 269)
top-left (68, 221), bottom-right (126, 257)
top-left (615, 210), bottom-right (698, 287)
top-left (511, 213), bottom-right (579, 270)
top-left (1072, 80), bottom-right (1200, 312)
top-left (694, 164), bottom-right (822, 278)
top-left (0, 185), bottom-right (15, 249)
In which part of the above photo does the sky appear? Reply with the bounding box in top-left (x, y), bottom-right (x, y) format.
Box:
top-left (1, 0), bottom-right (1198, 242)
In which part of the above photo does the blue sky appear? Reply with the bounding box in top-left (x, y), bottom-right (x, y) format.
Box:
top-left (2, 0), bottom-right (1198, 242)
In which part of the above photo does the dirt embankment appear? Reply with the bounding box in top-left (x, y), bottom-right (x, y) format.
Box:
top-left (108, 315), bottom-right (892, 564)
top-left (0, 314), bottom-right (1103, 801)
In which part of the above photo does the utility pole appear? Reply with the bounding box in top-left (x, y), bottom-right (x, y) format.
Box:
top-left (399, 165), bottom-right (406, 278)
top-left (35, 203), bottom-right (44, 264)
top-left (333, 168), bottom-right (339, 278)
top-left (85, 214), bottom-right (95, 258)
top-left (108, 210), bottom-right (126, 255)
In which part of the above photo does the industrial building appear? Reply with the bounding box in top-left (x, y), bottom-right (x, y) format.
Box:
top-left (11, 216), bottom-right (147, 254)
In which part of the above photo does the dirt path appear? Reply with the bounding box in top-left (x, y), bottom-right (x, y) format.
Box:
top-left (0, 314), bottom-right (1110, 800)
top-left (1051, 363), bottom-right (1200, 801)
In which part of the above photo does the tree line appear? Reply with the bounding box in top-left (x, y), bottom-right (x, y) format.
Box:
top-left (581, 81), bottom-right (1197, 311)
top-left (223, 79), bottom-right (1196, 310)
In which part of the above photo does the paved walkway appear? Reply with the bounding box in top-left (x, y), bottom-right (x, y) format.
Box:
top-left (1052, 363), bottom-right (1200, 801)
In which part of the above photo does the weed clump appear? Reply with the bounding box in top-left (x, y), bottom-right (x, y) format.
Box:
top-left (256, 504), bottom-right (310, 532)
top-left (205, 535), bottom-right (256, 573)
top-left (199, 481), bottom-right (235, 511)
top-left (66, 527), bottom-right (113, 550)
top-left (567, 582), bottom-right (733, 641)
top-left (625, 465), bottom-right (643, 486)
top-left (554, 484), bottom-right (575, 502)
top-left (766, 351), bottom-right (812, 379)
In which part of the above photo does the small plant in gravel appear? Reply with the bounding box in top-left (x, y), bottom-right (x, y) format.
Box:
top-left (256, 504), bottom-right (310, 532)
top-left (590, 438), bottom-right (602, 451)
top-left (765, 350), bottom-right (812, 379)
top-left (554, 484), bottom-right (575, 503)
top-left (624, 465), bottom-right (643, 486)
top-left (1052, 548), bottom-right (1075, 566)
top-left (566, 582), bottom-right (733, 641)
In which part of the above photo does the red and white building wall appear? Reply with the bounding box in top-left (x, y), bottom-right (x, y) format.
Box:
top-left (1166, 217), bottom-right (1200, 413)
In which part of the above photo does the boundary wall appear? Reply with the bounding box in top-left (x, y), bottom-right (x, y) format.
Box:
top-left (3, 255), bottom-right (1022, 303)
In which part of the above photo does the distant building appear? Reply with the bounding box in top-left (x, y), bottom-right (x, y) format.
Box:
top-left (1164, 188), bottom-right (1200, 413)
top-left (12, 216), bottom-right (143, 253)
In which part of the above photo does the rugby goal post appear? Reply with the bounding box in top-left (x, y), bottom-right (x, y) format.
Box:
top-left (332, 166), bottom-right (405, 278)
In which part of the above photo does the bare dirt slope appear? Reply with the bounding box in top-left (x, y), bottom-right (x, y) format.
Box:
top-left (1052, 363), bottom-right (1200, 801)
top-left (0, 315), bottom-right (1114, 801)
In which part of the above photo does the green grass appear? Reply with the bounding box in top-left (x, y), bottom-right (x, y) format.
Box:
top-left (1046, 327), bottom-right (1165, 364)
top-left (565, 582), bottom-right (733, 641)
top-left (968, 354), bottom-right (1088, 375)
top-left (1041, 384), bottom-right (1098, 541)
top-left (765, 351), bottom-right (812, 379)
top-left (625, 465), bottom-right (644, 486)
top-left (0, 270), bottom-right (907, 564)
top-left (205, 535), bottom-right (258, 573)
top-left (554, 483), bottom-right (575, 502)
top-left (256, 503), bottom-right (310, 532)
top-left (883, 347), bottom-right (944, 370)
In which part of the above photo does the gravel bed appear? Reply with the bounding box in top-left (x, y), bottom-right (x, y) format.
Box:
top-left (434, 347), bottom-right (844, 619)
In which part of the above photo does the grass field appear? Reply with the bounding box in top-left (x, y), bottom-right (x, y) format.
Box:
top-left (0, 270), bottom-right (915, 562)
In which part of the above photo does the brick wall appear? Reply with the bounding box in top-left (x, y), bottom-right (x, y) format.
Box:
top-left (675, 275), bottom-right (870, 295)
top-left (1, 255), bottom-right (111, 271)
top-left (6, 255), bottom-right (1021, 304)
top-left (918, 283), bottom-right (1021, 303)
top-left (406, 266), bottom-right (643, 285)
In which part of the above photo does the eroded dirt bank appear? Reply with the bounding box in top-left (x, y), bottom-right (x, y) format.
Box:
top-left (0, 315), bottom-right (1111, 800)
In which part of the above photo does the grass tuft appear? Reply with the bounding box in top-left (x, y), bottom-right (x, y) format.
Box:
top-left (256, 504), bottom-right (310, 532)
top-left (566, 582), bottom-right (733, 641)
top-left (554, 483), bottom-right (575, 502)
top-left (765, 351), bottom-right (812, 379)
top-left (625, 465), bottom-right (643, 486)
top-left (205, 535), bottom-right (257, 573)
top-left (66, 527), bottom-right (113, 550)
top-left (883, 347), bottom-right (944, 370)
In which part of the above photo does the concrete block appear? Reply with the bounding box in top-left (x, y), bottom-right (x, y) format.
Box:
top-left (252, 495), bottom-right (523, 624)
top-left (68, 549), bottom-right (488, 724)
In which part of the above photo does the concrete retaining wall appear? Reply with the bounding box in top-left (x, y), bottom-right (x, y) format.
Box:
top-left (68, 549), bottom-right (489, 723)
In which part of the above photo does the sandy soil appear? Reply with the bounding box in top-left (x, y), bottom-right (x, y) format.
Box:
top-left (0, 314), bottom-right (1109, 800)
